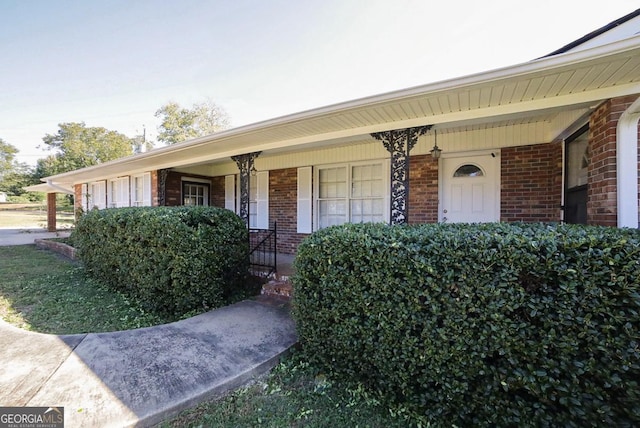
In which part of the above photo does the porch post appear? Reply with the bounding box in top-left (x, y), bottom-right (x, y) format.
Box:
top-left (371, 126), bottom-right (431, 225)
top-left (46, 192), bottom-right (57, 232)
top-left (158, 169), bottom-right (170, 206)
top-left (231, 151), bottom-right (261, 226)
top-left (616, 96), bottom-right (640, 228)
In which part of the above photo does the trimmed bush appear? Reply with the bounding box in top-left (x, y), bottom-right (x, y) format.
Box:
top-left (293, 222), bottom-right (640, 426)
top-left (72, 206), bottom-right (248, 317)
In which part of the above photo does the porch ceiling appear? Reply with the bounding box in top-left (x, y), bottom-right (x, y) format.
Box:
top-left (44, 36), bottom-right (640, 186)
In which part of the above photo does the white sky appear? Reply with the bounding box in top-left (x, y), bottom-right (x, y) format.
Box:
top-left (1, 0), bottom-right (638, 165)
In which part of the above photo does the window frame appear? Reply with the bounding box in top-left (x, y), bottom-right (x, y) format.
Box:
top-left (182, 181), bottom-right (210, 206)
top-left (313, 160), bottom-right (389, 230)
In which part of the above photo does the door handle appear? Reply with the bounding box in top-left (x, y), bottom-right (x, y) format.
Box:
top-left (443, 209), bottom-right (448, 213)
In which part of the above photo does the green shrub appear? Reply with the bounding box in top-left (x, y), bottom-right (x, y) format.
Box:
top-left (72, 206), bottom-right (249, 318)
top-left (293, 222), bottom-right (640, 426)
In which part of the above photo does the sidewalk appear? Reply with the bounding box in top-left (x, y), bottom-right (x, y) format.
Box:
top-left (0, 299), bottom-right (297, 427)
top-left (0, 228), bottom-right (71, 246)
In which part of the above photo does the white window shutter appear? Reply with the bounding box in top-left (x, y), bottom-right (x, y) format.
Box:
top-left (130, 177), bottom-right (136, 206)
top-left (106, 180), bottom-right (114, 208)
top-left (225, 175), bottom-right (236, 212)
top-left (143, 173), bottom-right (151, 206)
top-left (383, 158), bottom-right (391, 223)
top-left (297, 167), bottom-right (312, 233)
top-left (97, 181), bottom-right (106, 209)
top-left (121, 177), bottom-right (130, 207)
top-left (256, 171), bottom-right (269, 229)
top-left (81, 184), bottom-right (88, 211)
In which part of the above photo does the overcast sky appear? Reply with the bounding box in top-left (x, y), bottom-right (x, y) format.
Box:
top-left (1, 0), bottom-right (638, 165)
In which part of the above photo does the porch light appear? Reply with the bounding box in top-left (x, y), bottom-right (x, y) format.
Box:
top-left (430, 129), bottom-right (442, 159)
top-left (250, 165), bottom-right (258, 176)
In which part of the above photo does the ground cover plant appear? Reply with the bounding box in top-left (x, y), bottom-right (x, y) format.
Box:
top-left (293, 222), bottom-right (640, 426)
top-left (0, 245), bottom-right (165, 334)
top-left (163, 351), bottom-right (408, 428)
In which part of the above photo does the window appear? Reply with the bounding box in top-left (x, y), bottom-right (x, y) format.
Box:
top-left (453, 164), bottom-right (484, 177)
top-left (315, 162), bottom-right (386, 229)
top-left (564, 125), bottom-right (589, 224)
top-left (183, 182), bottom-right (209, 206)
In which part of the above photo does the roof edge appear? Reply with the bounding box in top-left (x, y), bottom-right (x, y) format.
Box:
top-left (543, 8), bottom-right (640, 57)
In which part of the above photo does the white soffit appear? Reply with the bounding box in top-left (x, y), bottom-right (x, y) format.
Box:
top-left (43, 36), bottom-right (640, 186)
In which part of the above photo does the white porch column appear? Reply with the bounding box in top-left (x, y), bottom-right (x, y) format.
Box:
top-left (616, 96), bottom-right (640, 228)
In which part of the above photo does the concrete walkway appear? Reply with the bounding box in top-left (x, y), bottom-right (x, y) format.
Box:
top-left (0, 227), bottom-right (71, 246)
top-left (0, 299), bottom-right (297, 427)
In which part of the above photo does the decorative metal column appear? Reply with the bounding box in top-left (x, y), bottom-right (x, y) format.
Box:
top-left (231, 151), bottom-right (261, 226)
top-left (158, 169), bottom-right (170, 206)
top-left (371, 125), bottom-right (431, 225)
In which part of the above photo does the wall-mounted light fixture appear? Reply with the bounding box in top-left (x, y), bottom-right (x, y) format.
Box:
top-left (250, 165), bottom-right (257, 176)
top-left (430, 128), bottom-right (442, 159)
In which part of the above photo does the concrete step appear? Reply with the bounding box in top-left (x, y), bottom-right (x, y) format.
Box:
top-left (261, 280), bottom-right (292, 299)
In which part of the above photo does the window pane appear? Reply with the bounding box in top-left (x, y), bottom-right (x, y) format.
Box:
top-left (319, 167), bottom-right (347, 198)
top-left (352, 164), bottom-right (382, 197)
top-left (319, 200), bottom-right (347, 228)
top-left (454, 164), bottom-right (484, 177)
top-left (567, 131), bottom-right (588, 188)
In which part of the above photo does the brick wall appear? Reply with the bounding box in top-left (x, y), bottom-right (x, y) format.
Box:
top-left (74, 184), bottom-right (83, 212)
top-left (150, 170), bottom-right (159, 206)
top-left (408, 154), bottom-right (439, 224)
top-left (501, 143), bottom-right (563, 222)
top-left (269, 168), bottom-right (308, 254)
top-left (211, 176), bottom-right (226, 208)
top-left (588, 95), bottom-right (640, 226)
top-left (162, 171), bottom-right (214, 207)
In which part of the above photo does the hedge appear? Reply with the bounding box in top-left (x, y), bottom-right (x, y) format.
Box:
top-left (72, 206), bottom-right (248, 317)
top-left (292, 222), bottom-right (640, 426)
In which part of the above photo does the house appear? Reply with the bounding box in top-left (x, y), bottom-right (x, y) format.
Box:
top-left (28, 9), bottom-right (640, 250)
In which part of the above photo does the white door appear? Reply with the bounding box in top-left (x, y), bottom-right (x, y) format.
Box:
top-left (440, 152), bottom-right (500, 223)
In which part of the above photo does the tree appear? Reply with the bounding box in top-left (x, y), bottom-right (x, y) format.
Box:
top-left (155, 99), bottom-right (231, 145)
top-left (38, 122), bottom-right (134, 177)
top-left (0, 138), bottom-right (38, 199)
top-left (0, 138), bottom-right (18, 176)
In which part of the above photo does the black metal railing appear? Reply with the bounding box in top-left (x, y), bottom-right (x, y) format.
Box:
top-left (248, 222), bottom-right (277, 278)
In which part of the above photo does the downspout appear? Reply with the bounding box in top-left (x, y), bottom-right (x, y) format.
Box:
top-left (616, 96), bottom-right (640, 228)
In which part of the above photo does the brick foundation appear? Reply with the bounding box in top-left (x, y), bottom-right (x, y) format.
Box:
top-left (501, 143), bottom-right (563, 223)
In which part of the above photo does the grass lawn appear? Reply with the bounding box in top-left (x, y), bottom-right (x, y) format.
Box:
top-left (0, 245), bottom-right (165, 334)
top-left (163, 352), bottom-right (409, 428)
top-left (0, 203), bottom-right (74, 229)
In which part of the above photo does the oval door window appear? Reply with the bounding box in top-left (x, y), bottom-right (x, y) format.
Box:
top-left (453, 164), bottom-right (484, 177)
